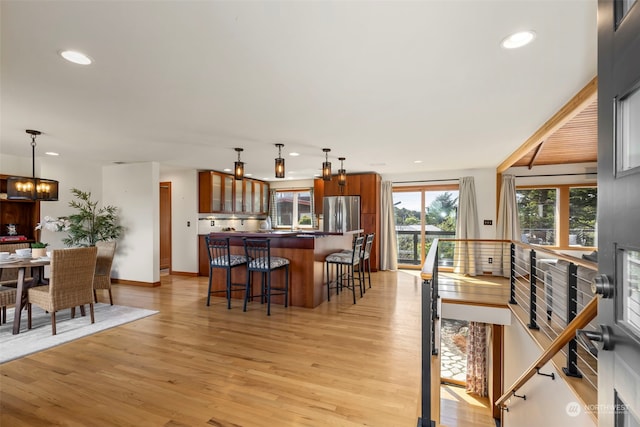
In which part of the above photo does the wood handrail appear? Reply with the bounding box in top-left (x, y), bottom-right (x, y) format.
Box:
top-left (420, 238), bottom-right (439, 280)
top-left (495, 296), bottom-right (598, 408)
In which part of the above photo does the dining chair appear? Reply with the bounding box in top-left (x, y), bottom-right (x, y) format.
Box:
top-left (242, 238), bottom-right (290, 316)
top-left (0, 243), bottom-right (32, 287)
top-left (0, 286), bottom-right (17, 324)
top-left (205, 236), bottom-right (248, 308)
top-left (27, 247), bottom-right (98, 335)
top-left (93, 241), bottom-right (117, 305)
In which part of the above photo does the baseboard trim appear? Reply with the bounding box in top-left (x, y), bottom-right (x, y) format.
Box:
top-left (112, 278), bottom-right (161, 288)
top-left (170, 271), bottom-right (199, 277)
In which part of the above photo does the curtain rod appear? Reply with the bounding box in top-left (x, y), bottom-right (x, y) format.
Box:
top-left (392, 178), bottom-right (459, 184)
top-left (515, 172), bottom-right (597, 178)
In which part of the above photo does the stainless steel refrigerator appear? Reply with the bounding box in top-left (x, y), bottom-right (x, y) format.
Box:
top-left (323, 196), bottom-right (360, 232)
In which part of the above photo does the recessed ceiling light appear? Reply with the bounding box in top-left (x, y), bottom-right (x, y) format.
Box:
top-left (45, 152), bottom-right (59, 156)
top-left (414, 160), bottom-right (423, 164)
top-left (501, 31), bottom-right (536, 49)
top-left (223, 168), bottom-right (232, 172)
top-left (245, 173), bottom-right (252, 177)
top-left (59, 50), bottom-right (93, 65)
top-left (262, 177), bottom-right (270, 180)
top-left (289, 152), bottom-right (300, 157)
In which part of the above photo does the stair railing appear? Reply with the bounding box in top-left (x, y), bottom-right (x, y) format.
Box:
top-left (495, 295), bottom-right (598, 410)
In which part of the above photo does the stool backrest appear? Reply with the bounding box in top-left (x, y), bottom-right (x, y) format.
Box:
top-left (206, 236), bottom-right (232, 267)
top-left (363, 233), bottom-right (375, 260)
top-left (243, 238), bottom-right (272, 270)
top-left (351, 236), bottom-right (365, 264)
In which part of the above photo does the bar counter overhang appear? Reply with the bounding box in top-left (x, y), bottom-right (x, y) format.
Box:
top-left (199, 230), bottom-right (362, 308)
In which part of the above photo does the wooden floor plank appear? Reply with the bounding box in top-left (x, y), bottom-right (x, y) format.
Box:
top-left (2, 271), bottom-right (424, 426)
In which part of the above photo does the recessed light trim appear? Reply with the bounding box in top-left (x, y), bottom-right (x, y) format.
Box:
top-left (501, 31), bottom-right (536, 49)
top-left (59, 50), bottom-right (93, 65)
top-left (223, 168), bottom-right (232, 172)
top-left (289, 152), bottom-right (300, 157)
top-left (45, 152), bottom-right (59, 156)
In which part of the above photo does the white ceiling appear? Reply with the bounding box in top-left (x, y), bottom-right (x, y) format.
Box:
top-left (0, 0), bottom-right (597, 181)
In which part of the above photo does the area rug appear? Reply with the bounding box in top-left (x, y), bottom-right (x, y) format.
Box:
top-left (0, 303), bottom-right (158, 364)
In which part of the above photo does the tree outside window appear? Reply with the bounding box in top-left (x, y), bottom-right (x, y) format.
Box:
top-left (517, 189), bottom-right (557, 246)
top-left (274, 190), bottom-right (312, 228)
top-left (517, 186), bottom-right (597, 248)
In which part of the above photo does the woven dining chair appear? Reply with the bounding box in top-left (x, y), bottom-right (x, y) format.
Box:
top-left (0, 243), bottom-right (32, 287)
top-left (27, 247), bottom-right (98, 335)
top-left (93, 241), bottom-right (117, 305)
top-left (0, 286), bottom-right (17, 325)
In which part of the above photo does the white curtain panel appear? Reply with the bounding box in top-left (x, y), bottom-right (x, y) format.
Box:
top-left (380, 181), bottom-right (398, 271)
top-left (454, 176), bottom-right (480, 276)
top-left (495, 174), bottom-right (521, 276)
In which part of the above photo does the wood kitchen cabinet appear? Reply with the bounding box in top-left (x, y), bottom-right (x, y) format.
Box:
top-left (314, 172), bottom-right (381, 271)
top-left (199, 171), bottom-right (234, 213)
top-left (199, 171), bottom-right (269, 215)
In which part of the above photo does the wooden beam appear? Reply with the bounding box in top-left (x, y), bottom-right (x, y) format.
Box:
top-left (497, 76), bottom-right (598, 173)
top-left (527, 140), bottom-right (545, 169)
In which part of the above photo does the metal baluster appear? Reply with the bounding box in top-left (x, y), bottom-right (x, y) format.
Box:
top-left (529, 249), bottom-right (539, 330)
top-left (563, 262), bottom-right (583, 378)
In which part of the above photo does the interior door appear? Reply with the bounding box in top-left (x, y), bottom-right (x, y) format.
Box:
top-left (596, 1), bottom-right (640, 425)
top-left (159, 182), bottom-right (171, 271)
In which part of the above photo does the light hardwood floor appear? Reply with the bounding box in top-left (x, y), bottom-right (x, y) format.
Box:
top-left (2, 271), bottom-right (427, 426)
top-left (1, 271), bottom-right (500, 426)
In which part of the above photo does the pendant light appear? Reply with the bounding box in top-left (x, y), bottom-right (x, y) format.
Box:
top-left (338, 157), bottom-right (347, 186)
top-left (322, 148), bottom-right (332, 181)
top-left (7, 130), bottom-right (59, 201)
top-left (275, 143), bottom-right (285, 178)
top-left (234, 148), bottom-right (244, 180)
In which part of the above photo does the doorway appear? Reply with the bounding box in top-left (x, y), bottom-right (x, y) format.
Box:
top-left (597, 1), bottom-right (640, 425)
top-left (160, 182), bottom-right (171, 271)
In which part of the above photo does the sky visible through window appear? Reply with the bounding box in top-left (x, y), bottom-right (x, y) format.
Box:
top-left (393, 191), bottom-right (454, 213)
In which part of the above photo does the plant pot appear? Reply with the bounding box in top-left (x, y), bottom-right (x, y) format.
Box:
top-left (32, 248), bottom-right (47, 258)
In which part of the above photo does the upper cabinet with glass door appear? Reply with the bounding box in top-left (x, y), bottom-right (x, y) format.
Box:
top-left (198, 171), bottom-right (268, 214)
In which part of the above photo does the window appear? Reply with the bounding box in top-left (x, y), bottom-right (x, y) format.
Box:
top-left (517, 185), bottom-right (597, 248)
top-left (393, 185), bottom-right (459, 267)
top-left (273, 190), bottom-right (313, 228)
top-left (517, 188), bottom-right (557, 246)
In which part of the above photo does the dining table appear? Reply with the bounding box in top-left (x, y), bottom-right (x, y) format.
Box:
top-left (0, 256), bottom-right (50, 334)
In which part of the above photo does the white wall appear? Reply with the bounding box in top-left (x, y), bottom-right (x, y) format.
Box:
top-left (159, 168), bottom-right (199, 274)
top-left (268, 178), bottom-right (314, 189)
top-left (0, 153), bottom-right (103, 250)
top-left (103, 162), bottom-right (160, 284)
top-left (502, 313), bottom-right (597, 427)
top-left (441, 303), bottom-right (511, 325)
top-left (382, 167), bottom-right (497, 240)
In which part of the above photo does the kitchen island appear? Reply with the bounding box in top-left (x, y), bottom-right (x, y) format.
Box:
top-left (198, 230), bottom-right (361, 308)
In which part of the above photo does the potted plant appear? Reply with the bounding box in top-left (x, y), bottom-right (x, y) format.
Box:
top-left (62, 188), bottom-right (123, 247)
top-left (31, 241), bottom-right (49, 258)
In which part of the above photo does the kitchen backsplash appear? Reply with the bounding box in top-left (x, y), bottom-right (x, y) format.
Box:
top-left (198, 217), bottom-right (264, 234)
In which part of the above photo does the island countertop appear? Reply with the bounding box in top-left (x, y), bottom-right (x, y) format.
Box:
top-left (199, 230), bottom-right (360, 308)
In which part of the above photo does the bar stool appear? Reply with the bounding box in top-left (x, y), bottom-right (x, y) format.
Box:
top-left (242, 238), bottom-right (290, 316)
top-left (205, 236), bottom-right (248, 308)
top-left (360, 233), bottom-right (375, 290)
top-left (325, 235), bottom-right (364, 304)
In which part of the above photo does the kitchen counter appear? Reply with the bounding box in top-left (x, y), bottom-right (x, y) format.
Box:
top-left (199, 230), bottom-right (361, 308)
